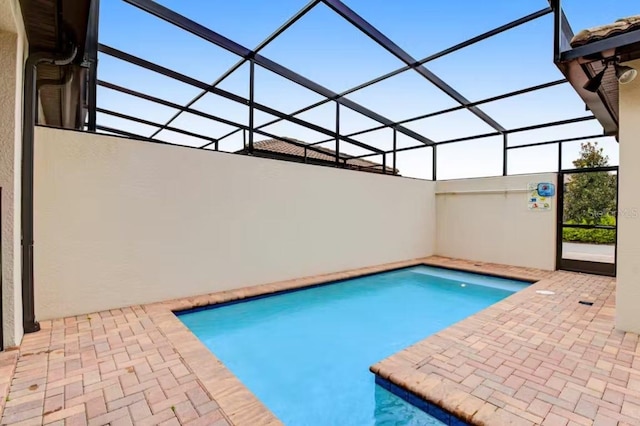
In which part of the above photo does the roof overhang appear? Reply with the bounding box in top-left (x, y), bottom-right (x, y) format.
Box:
top-left (19, 0), bottom-right (94, 129)
top-left (555, 17), bottom-right (640, 137)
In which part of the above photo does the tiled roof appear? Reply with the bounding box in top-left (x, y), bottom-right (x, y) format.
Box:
top-left (571, 15), bottom-right (640, 48)
top-left (242, 138), bottom-right (397, 174)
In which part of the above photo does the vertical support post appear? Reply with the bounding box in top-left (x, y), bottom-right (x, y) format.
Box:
top-left (551, 0), bottom-right (562, 62)
top-left (335, 102), bottom-right (340, 167)
top-left (382, 153), bottom-right (387, 174)
top-left (555, 169), bottom-right (565, 270)
top-left (21, 50), bottom-right (78, 335)
top-left (242, 129), bottom-right (246, 148)
top-left (432, 145), bottom-right (437, 181)
top-left (214, 140), bottom-right (219, 151)
top-left (87, 67), bottom-right (98, 131)
top-left (248, 59), bottom-right (255, 153)
top-left (503, 133), bottom-right (508, 176)
top-left (85, 0), bottom-right (100, 131)
top-left (613, 167), bottom-right (619, 276)
top-left (392, 129), bottom-right (397, 175)
top-left (558, 141), bottom-right (563, 171)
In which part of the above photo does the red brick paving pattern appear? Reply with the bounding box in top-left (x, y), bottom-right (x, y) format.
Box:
top-left (0, 350), bottom-right (19, 422)
top-left (0, 256), bottom-right (638, 425)
top-left (0, 307), bottom-right (232, 425)
top-left (373, 257), bottom-right (639, 426)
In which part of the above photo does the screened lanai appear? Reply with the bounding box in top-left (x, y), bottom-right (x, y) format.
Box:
top-left (87, 0), bottom-right (624, 182)
top-left (5, 1), bottom-right (640, 424)
top-left (15, 0), bottom-right (631, 337)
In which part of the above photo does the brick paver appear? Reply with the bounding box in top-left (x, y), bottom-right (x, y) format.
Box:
top-left (0, 306), bottom-right (233, 425)
top-left (373, 257), bottom-right (640, 426)
top-left (0, 350), bottom-right (19, 421)
top-left (0, 256), bottom-right (638, 425)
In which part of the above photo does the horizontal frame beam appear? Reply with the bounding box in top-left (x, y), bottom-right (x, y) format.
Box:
top-left (364, 115), bottom-right (599, 156)
top-left (506, 115), bottom-right (596, 134)
top-left (99, 44), bottom-right (384, 154)
top-left (561, 223), bottom-right (616, 230)
top-left (338, 7), bottom-right (553, 101)
top-left (393, 79), bottom-right (567, 127)
top-left (96, 124), bottom-right (372, 170)
top-left (435, 115), bottom-right (598, 146)
top-left (96, 125), bottom-right (152, 141)
top-left (434, 131), bottom-right (500, 146)
top-left (97, 80), bottom-right (362, 160)
top-left (217, 11), bottom-right (556, 146)
top-left (322, 0), bottom-right (506, 133)
top-left (506, 133), bottom-right (605, 150)
top-left (123, 0), bottom-right (433, 146)
top-left (96, 107), bottom-right (219, 148)
top-left (307, 79), bottom-right (568, 147)
top-left (150, 0), bottom-right (321, 139)
top-left (99, 79), bottom-right (252, 133)
top-left (561, 165), bottom-right (618, 174)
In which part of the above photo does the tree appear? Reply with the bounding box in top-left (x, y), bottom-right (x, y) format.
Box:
top-left (563, 142), bottom-right (616, 225)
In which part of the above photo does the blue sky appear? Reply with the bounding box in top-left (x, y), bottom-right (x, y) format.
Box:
top-left (96, 0), bottom-right (634, 179)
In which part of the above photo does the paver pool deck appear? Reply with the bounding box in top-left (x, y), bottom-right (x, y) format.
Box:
top-left (0, 256), bottom-right (636, 425)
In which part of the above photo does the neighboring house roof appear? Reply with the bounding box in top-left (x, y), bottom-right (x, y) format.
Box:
top-left (571, 15), bottom-right (640, 48)
top-left (237, 138), bottom-right (399, 175)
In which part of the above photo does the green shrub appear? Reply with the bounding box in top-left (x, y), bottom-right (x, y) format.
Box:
top-left (563, 215), bottom-right (616, 244)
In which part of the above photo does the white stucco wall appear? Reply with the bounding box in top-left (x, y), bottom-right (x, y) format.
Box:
top-left (0, 0), bottom-right (26, 347)
top-left (34, 127), bottom-right (436, 320)
top-left (435, 174), bottom-right (557, 270)
top-left (616, 59), bottom-right (640, 333)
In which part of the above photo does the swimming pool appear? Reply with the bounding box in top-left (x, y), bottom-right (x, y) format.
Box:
top-left (178, 265), bottom-right (529, 425)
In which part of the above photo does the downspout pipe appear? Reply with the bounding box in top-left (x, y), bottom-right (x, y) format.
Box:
top-left (35, 67), bottom-right (74, 124)
top-left (21, 46), bottom-right (77, 333)
top-left (36, 67), bottom-right (74, 90)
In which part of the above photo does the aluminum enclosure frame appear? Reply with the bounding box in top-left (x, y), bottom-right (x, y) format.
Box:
top-left (88, 0), bottom-right (614, 180)
top-left (20, 0), bottom-right (619, 337)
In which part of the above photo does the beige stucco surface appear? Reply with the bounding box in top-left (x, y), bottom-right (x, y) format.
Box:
top-left (616, 59), bottom-right (640, 333)
top-left (33, 127), bottom-right (436, 320)
top-left (0, 0), bottom-right (20, 33)
top-left (0, 0), bottom-right (26, 347)
top-left (435, 174), bottom-right (558, 270)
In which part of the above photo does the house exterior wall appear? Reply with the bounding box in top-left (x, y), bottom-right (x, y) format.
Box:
top-left (616, 58), bottom-right (640, 333)
top-left (33, 127), bottom-right (436, 320)
top-left (0, 0), bottom-right (27, 347)
top-left (435, 174), bottom-right (558, 271)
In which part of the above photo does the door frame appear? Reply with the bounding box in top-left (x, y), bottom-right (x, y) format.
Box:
top-left (556, 166), bottom-right (618, 277)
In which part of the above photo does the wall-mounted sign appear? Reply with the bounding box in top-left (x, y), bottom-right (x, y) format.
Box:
top-left (537, 182), bottom-right (555, 197)
top-left (528, 182), bottom-right (552, 211)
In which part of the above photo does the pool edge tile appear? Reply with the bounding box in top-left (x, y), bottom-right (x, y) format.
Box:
top-left (375, 376), bottom-right (468, 425)
top-left (143, 256), bottom-right (553, 425)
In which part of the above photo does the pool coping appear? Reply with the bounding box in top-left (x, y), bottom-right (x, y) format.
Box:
top-left (370, 262), bottom-right (555, 425)
top-left (143, 255), bottom-right (551, 425)
top-left (375, 375), bottom-right (469, 426)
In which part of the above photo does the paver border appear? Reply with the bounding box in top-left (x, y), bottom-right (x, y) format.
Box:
top-left (144, 256), bottom-right (550, 425)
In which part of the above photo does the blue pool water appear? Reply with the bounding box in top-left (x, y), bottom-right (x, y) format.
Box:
top-left (178, 266), bottom-right (529, 425)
